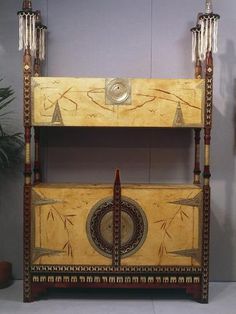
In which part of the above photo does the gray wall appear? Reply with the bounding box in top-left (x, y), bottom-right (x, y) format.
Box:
top-left (0, 0), bottom-right (235, 281)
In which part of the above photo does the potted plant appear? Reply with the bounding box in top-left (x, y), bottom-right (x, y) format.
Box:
top-left (0, 79), bottom-right (23, 288)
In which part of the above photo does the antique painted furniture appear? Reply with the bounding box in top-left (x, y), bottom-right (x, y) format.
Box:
top-left (18, 0), bottom-right (220, 303)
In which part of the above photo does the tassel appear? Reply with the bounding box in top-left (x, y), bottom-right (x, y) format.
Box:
top-left (32, 15), bottom-right (36, 54)
top-left (29, 14), bottom-right (32, 50)
top-left (192, 31), bottom-right (196, 62)
top-left (38, 27), bottom-right (46, 60)
top-left (18, 11), bottom-right (37, 54)
top-left (205, 18), bottom-right (209, 53)
top-left (25, 14), bottom-right (28, 48)
top-left (197, 30), bottom-right (201, 60)
top-left (19, 15), bottom-right (23, 50)
top-left (213, 18), bottom-right (218, 53)
top-left (209, 17), bottom-right (212, 52)
top-left (42, 29), bottom-right (45, 60)
top-left (40, 29), bottom-right (43, 60)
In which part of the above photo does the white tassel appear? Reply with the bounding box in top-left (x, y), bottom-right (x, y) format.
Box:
top-left (25, 14), bottom-right (28, 48)
top-left (42, 29), bottom-right (46, 60)
top-left (192, 31), bottom-right (196, 62)
top-left (40, 31), bottom-right (43, 60)
top-left (22, 14), bottom-right (25, 48)
top-left (19, 15), bottom-right (23, 50)
top-left (197, 30), bottom-right (201, 60)
top-left (32, 15), bottom-right (36, 55)
top-left (209, 18), bottom-right (212, 52)
top-left (205, 18), bottom-right (209, 53)
top-left (213, 18), bottom-right (218, 53)
top-left (39, 29), bottom-right (43, 60)
top-left (200, 19), bottom-right (204, 60)
top-left (29, 15), bottom-right (32, 50)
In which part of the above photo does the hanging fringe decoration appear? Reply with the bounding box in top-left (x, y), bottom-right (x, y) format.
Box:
top-left (35, 11), bottom-right (47, 61)
top-left (37, 25), bottom-right (47, 61)
top-left (17, 11), bottom-right (37, 56)
top-left (18, 3), bottom-right (47, 63)
top-left (191, 26), bottom-right (201, 63)
top-left (199, 14), bottom-right (219, 60)
top-left (191, 0), bottom-right (220, 62)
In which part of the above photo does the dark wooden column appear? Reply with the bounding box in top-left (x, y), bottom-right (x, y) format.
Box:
top-left (23, 47), bottom-right (33, 302)
top-left (33, 12), bottom-right (42, 184)
top-left (193, 58), bottom-right (202, 185)
top-left (112, 170), bottom-right (121, 268)
top-left (201, 51), bottom-right (213, 303)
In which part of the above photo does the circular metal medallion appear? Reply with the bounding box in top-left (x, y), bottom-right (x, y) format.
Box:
top-left (86, 197), bottom-right (147, 258)
top-left (106, 78), bottom-right (131, 104)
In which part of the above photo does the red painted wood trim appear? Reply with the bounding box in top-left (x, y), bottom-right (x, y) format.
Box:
top-left (113, 169), bottom-right (121, 267)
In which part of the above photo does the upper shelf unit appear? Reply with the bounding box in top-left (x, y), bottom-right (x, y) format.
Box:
top-left (32, 77), bottom-right (205, 128)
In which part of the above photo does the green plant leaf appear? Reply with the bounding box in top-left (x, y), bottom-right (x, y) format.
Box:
top-left (0, 80), bottom-right (24, 168)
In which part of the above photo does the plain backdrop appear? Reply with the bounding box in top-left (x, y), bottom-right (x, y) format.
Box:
top-left (0, 0), bottom-right (235, 281)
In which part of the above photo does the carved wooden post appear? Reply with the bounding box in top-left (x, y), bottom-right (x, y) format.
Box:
top-left (193, 57), bottom-right (202, 185)
top-left (113, 170), bottom-right (121, 268)
top-left (33, 11), bottom-right (42, 184)
top-left (191, 22), bottom-right (202, 185)
top-left (194, 128), bottom-right (201, 184)
top-left (201, 51), bottom-right (213, 303)
top-left (191, 3), bottom-right (219, 300)
top-left (18, 0), bottom-right (35, 302)
top-left (23, 46), bottom-right (32, 302)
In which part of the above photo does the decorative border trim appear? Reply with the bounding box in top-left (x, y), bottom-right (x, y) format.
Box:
top-left (31, 274), bottom-right (201, 285)
top-left (31, 265), bottom-right (202, 273)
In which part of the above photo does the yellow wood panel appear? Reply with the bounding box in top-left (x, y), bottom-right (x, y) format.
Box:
top-left (32, 183), bottom-right (202, 267)
top-left (32, 77), bottom-right (204, 127)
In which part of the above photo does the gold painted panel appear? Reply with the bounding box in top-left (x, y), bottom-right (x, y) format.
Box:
top-left (32, 77), bottom-right (204, 127)
top-left (32, 184), bottom-right (202, 267)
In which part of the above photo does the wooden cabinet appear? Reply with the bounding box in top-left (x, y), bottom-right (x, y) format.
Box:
top-left (24, 75), bottom-right (210, 303)
top-left (19, 0), bottom-right (219, 304)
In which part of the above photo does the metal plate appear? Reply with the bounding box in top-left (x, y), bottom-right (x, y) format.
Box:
top-left (106, 78), bottom-right (131, 105)
top-left (86, 196), bottom-right (148, 258)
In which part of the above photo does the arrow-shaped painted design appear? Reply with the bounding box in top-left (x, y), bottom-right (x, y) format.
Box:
top-left (168, 248), bottom-right (201, 263)
top-left (32, 247), bottom-right (65, 263)
top-left (32, 190), bottom-right (63, 206)
top-left (169, 192), bottom-right (202, 207)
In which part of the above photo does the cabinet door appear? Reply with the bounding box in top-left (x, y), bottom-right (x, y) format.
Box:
top-left (32, 184), bottom-right (202, 267)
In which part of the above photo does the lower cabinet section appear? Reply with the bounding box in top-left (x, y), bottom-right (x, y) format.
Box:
top-left (32, 184), bottom-right (202, 267)
top-left (25, 183), bottom-right (206, 302)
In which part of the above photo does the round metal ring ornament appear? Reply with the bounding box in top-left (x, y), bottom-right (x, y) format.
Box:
top-left (86, 196), bottom-right (148, 258)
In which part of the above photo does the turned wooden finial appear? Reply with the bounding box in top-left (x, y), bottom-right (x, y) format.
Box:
top-left (205, 0), bottom-right (213, 14)
top-left (22, 0), bottom-right (32, 11)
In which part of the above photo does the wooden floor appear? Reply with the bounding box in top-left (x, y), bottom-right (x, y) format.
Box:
top-left (0, 281), bottom-right (236, 313)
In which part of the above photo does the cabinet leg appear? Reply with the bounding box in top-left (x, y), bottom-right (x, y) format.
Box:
top-left (23, 278), bottom-right (32, 303)
top-left (186, 285), bottom-right (206, 303)
top-left (24, 282), bottom-right (48, 302)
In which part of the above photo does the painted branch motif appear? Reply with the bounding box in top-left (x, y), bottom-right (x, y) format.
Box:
top-left (154, 192), bottom-right (201, 264)
top-left (46, 205), bottom-right (76, 257)
top-left (154, 205), bottom-right (189, 260)
top-left (32, 78), bottom-right (204, 127)
top-left (32, 190), bottom-right (76, 261)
